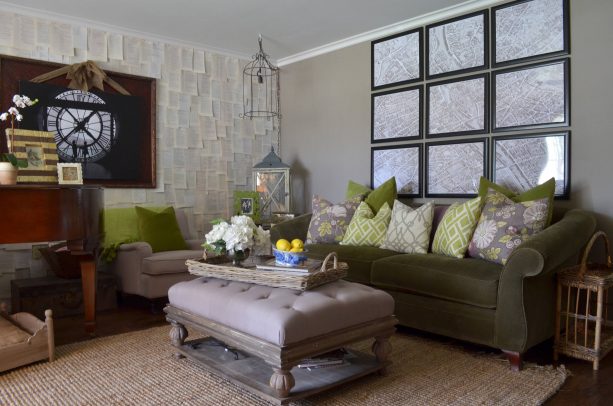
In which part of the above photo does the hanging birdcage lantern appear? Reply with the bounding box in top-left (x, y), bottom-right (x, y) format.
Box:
top-left (242, 35), bottom-right (280, 119)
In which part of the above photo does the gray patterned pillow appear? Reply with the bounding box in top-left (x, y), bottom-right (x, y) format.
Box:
top-left (306, 195), bottom-right (362, 244)
top-left (468, 188), bottom-right (549, 265)
top-left (381, 200), bottom-right (434, 254)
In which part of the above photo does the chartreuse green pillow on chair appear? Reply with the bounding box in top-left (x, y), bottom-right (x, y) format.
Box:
top-left (477, 177), bottom-right (555, 226)
top-left (135, 206), bottom-right (188, 253)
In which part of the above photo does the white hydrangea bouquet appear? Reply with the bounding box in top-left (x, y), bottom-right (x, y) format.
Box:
top-left (202, 215), bottom-right (270, 264)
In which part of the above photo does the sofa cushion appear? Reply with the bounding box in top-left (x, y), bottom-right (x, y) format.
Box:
top-left (381, 200), bottom-right (434, 254)
top-left (365, 177), bottom-right (397, 214)
top-left (371, 254), bottom-right (502, 309)
top-left (306, 195), bottom-right (361, 244)
top-left (468, 188), bottom-right (549, 265)
top-left (306, 243), bottom-right (400, 284)
top-left (142, 249), bottom-right (204, 276)
top-left (341, 202), bottom-right (391, 247)
top-left (432, 197), bottom-right (482, 258)
top-left (136, 206), bottom-right (188, 253)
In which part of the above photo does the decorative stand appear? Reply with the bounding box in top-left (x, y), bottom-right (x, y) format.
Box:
top-left (554, 231), bottom-right (613, 370)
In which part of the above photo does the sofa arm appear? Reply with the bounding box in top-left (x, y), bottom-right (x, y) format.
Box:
top-left (495, 209), bottom-right (597, 352)
top-left (110, 242), bottom-right (153, 295)
top-left (270, 213), bottom-right (312, 243)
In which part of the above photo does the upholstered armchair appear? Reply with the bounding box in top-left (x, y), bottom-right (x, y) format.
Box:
top-left (104, 207), bottom-right (202, 301)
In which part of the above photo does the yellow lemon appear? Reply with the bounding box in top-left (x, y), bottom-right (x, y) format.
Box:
top-left (290, 247), bottom-right (303, 253)
top-left (291, 239), bottom-right (304, 249)
top-left (276, 239), bottom-right (291, 252)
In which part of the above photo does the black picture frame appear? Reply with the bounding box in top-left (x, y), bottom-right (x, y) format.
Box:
top-left (492, 0), bottom-right (570, 68)
top-left (371, 144), bottom-right (422, 198)
top-left (425, 138), bottom-right (488, 198)
top-left (493, 58), bottom-right (569, 132)
top-left (426, 10), bottom-right (489, 80)
top-left (371, 85), bottom-right (422, 143)
top-left (371, 27), bottom-right (423, 91)
top-left (492, 131), bottom-right (570, 199)
top-left (426, 72), bottom-right (489, 138)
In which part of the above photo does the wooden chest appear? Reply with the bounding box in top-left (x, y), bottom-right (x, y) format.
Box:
top-left (11, 273), bottom-right (117, 319)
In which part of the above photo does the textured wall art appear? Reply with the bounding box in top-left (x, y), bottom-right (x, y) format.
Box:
top-left (426, 73), bottom-right (489, 137)
top-left (371, 28), bottom-right (422, 90)
top-left (493, 58), bottom-right (569, 131)
top-left (426, 10), bottom-right (488, 79)
top-left (493, 0), bottom-right (569, 67)
top-left (425, 138), bottom-right (487, 197)
top-left (371, 85), bottom-right (422, 143)
top-left (371, 144), bottom-right (422, 197)
top-left (493, 132), bottom-right (569, 197)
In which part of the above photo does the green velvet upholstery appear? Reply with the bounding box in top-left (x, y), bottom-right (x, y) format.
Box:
top-left (371, 254), bottom-right (502, 309)
top-left (271, 207), bottom-right (597, 358)
top-left (365, 177), bottom-right (397, 213)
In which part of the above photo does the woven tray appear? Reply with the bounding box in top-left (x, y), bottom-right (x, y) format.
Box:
top-left (186, 252), bottom-right (347, 291)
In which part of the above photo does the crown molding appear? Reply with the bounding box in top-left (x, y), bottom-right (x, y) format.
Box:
top-left (277, 0), bottom-right (505, 67)
top-left (0, 1), bottom-right (251, 61)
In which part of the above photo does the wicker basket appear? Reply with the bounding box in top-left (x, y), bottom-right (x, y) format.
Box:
top-left (554, 231), bottom-right (613, 370)
top-left (186, 252), bottom-right (347, 291)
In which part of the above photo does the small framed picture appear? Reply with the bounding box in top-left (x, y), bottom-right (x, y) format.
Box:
top-left (371, 144), bottom-right (422, 197)
top-left (57, 163), bottom-right (83, 185)
top-left (425, 138), bottom-right (488, 197)
top-left (493, 58), bottom-right (569, 132)
top-left (233, 191), bottom-right (261, 223)
top-left (371, 85), bottom-right (422, 143)
top-left (7, 129), bottom-right (58, 183)
top-left (426, 10), bottom-right (488, 79)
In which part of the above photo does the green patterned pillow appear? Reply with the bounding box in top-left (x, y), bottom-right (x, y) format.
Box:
top-left (432, 197), bottom-right (482, 258)
top-left (341, 202), bottom-right (392, 247)
top-left (381, 200), bottom-right (434, 254)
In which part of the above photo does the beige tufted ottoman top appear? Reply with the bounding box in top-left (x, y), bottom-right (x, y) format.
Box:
top-left (168, 278), bottom-right (394, 346)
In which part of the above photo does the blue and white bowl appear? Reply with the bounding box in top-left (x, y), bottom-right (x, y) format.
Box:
top-left (272, 247), bottom-right (308, 266)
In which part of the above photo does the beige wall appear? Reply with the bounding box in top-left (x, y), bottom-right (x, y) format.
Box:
top-left (281, 0), bottom-right (613, 238)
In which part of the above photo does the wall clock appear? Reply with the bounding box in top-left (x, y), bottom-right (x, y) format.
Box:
top-left (44, 89), bottom-right (119, 163)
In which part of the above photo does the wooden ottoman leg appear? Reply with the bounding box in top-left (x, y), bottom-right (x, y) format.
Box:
top-left (169, 321), bottom-right (188, 359)
top-left (372, 335), bottom-right (393, 375)
top-left (270, 366), bottom-right (295, 398)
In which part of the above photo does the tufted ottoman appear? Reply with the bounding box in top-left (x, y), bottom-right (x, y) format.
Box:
top-left (165, 277), bottom-right (397, 404)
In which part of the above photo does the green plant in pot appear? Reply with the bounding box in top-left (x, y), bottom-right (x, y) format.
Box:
top-left (0, 95), bottom-right (38, 185)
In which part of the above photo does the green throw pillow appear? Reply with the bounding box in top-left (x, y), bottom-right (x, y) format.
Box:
top-left (341, 202), bottom-right (392, 247)
top-left (365, 177), bottom-right (397, 214)
top-left (432, 197), bottom-right (482, 258)
top-left (345, 180), bottom-right (372, 200)
top-left (478, 177), bottom-right (555, 226)
top-left (135, 206), bottom-right (188, 253)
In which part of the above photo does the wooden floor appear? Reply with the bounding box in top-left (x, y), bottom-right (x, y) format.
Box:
top-left (54, 303), bottom-right (611, 406)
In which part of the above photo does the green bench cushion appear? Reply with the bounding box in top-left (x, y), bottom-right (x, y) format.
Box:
top-left (371, 254), bottom-right (503, 309)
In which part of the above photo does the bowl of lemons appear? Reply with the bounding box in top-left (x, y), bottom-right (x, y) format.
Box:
top-left (273, 238), bottom-right (307, 266)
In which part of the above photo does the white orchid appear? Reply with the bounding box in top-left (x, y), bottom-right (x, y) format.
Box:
top-left (0, 113), bottom-right (7, 121)
top-left (15, 114), bottom-right (22, 122)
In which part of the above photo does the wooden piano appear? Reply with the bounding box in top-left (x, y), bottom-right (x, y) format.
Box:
top-left (0, 185), bottom-right (103, 334)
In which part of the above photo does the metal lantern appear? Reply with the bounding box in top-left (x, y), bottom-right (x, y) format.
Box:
top-left (253, 147), bottom-right (290, 219)
top-left (242, 35), bottom-right (279, 119)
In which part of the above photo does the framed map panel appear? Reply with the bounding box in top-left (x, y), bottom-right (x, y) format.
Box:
top-left (426, 10), bottom-right (488, 79)
top-left (493, 0), bottom-right (569, 67)
top-left (493, 58), bottom-right (569, 132)
top-left (372, 28), bottom-right (423, 91)
top-left (371, 144), bottom-right (422, 197)
top-left (426, 73), bottom-right (489, 138)
top-left (493, 132), bottom-right (570, 199)
top-left (372, 85), bottom-right (422, 143)
top-left (425, 138), bottom-right (488, 198)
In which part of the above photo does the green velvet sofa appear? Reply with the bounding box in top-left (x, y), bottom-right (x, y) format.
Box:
top-left (271, 206), bottom-right (596, 370)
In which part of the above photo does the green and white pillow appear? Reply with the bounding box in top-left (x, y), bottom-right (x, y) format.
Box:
top-left (432, 196), bottom-right (482, 258)
top-left (380, 200), bottom-right (434, 254)
top-left (340, 202), bottom-right (392, 247)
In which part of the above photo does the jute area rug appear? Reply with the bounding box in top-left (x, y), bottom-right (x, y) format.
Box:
top-left (0, 326), bottom-right (566, 405)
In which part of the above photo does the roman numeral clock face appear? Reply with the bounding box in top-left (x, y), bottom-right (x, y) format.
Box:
top-left (45, 90), bottom-right (118, 163)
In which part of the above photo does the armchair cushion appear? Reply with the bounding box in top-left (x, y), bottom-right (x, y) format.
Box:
top-left (135, 206), bottom-right (188, 253)
top-left (141, 250), bottom-right (204, 276)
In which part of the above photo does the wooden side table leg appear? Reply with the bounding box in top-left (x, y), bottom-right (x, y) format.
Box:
top-left (270, 366), bottom-right (295, 398)
top-left (372, 334), bottom-right (393, 375)
top-left (79, 256), bottom-right (96, 336)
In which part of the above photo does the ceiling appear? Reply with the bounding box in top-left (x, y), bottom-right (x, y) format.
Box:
top-left (2, 0), bottom-right (482, 62)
